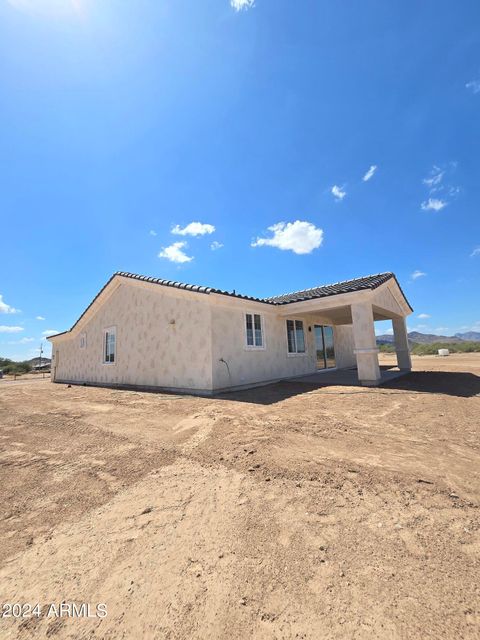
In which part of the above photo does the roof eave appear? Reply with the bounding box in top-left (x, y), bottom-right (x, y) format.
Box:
top-left (46, 331), bottom-right (69, 341)
top-left (44, 270), bottom-right (413, 339)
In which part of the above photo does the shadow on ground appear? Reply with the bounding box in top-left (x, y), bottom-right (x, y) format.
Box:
top-left (382, 371), bottom-right (480, 398)
top-left (216, 370), bottom-right (480, 404)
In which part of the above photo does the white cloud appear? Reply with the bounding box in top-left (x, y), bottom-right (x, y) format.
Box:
top-left (42, 329), bottom-right (60, 336)
top-left (456, 321), bottom-right (480, 333)
top-left (0, 325), bottom-right (24, 333)
top-left (210, 241), bottom-right (223, 251)
top-left (417, 313), bottom-right (431, 319)
top-left (411, 270), bottom-right (427, 280)
top-left (421, 198), bottom-right (447, 212)
top-left (36, 315), bottom-right (46, 320)
top-left (252, 220), bottom-right (324, 255)
top-left (421, 163), bottom-right (460, 209)
top-left (172, 222), bottom-right (215, 237)
top-left (158, 242), bottom-right (193, 264)
top-left (466, 79), bottom-right (480, 94)
top-left (331, 185), bottom-right (346, 201)
top-left (149, 230), bottom-right (157, 236)
top-left (7, 337), bottom-right (35, 345)
top-left (362, 165), bottom-right (377, 182)
top-left (0, 295), bottom-right (20, 314)
top-left (470, 247), bottom-right (480, 258)
top-left (423, 166), bottom-right (444, 190)
top-left (434, 327), bottom-right (449, 334)
top-left (408, 324), bottom-right (433, 332)
top-left (230, 0), bottom-right (255, 11)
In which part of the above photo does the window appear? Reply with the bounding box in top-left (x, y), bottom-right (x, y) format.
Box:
top-left (79, 332), bottom-right (87, 349)
top-left (286, 319), bottom-right (306, 354)
top-left (245, 313), bottom-right (264, 348)
top-left (104, 327), bottom-right (116, 364)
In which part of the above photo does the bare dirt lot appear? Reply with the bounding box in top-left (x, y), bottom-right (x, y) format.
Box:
top-left (1, 354), bottom-right (479, 639)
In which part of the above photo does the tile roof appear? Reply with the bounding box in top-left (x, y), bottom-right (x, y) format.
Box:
top-left (265, 272), bottom-right (398, 304)
top-left (114, 271), bottom-right (268, 303)
top-left (114, 271), bottom-right (406, 306)
top-left (48, 271), bottom-right (411, 339)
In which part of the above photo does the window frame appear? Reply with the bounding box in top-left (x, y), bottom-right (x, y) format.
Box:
top-left (244, 312), bottom-right (266, 351)
top-left (286, 318), bottom-right (307, 356)
top-left (103, 326), bottom-right (117, 365)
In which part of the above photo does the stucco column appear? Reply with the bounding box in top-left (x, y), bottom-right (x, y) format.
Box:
top-left (351, 301), bottom-right (381, 385)
top-left (392, 317), bottom-right (412, 370)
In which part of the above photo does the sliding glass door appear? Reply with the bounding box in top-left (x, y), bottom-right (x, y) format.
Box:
top-left (323, 326), bottom-right (336, 368)
top-left (314, 325), bottom-right (336, 369)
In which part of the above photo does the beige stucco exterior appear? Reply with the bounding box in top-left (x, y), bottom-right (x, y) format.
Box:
top-left (48, 273), bottom-right (412, 392)
top-left (210, 296), bottom-right (357, 390)
top-left (50, 280), bottom-right (213, 392)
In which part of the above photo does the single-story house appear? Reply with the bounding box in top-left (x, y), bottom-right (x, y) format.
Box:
top-left (47, 271), bottom-right (413, 393)
top-left (32, 363), bottom-right (51, 372)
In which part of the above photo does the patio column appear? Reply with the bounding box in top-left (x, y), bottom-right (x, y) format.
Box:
top-left (351, 301), bottom-right (381, 385)
top-left (392, 317), bottom-right (412, 370)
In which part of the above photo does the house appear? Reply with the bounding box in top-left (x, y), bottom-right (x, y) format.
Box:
top-left (28, 356), bottom-right (52, 369)
top-left (47, 271), bottom-right (413, 393)
top-left (32, 363), bottom-right (51, 372)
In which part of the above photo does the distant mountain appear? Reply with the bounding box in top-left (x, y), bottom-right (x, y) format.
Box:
top-left (27, 356), bottom-right (51, 366)
top-left (376, 331), bottom-right (466, 345)
top-left (376, 334), bottom-right (396, 344)
top-left (407, 332), bottom-right (465, 344)
top-left (455, 331), bottom-right (480, 341)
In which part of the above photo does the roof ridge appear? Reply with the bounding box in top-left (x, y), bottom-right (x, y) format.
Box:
top-left (115, 271), bottom-right (214, 293)
top-left (265, 271), bottom-right (394, 301)
top-left (115, 271), bottom-right (269, 304)
top-left (116, 270), bottom-right (394, 303)
top-left (46, 270), bottom-right (411, 340)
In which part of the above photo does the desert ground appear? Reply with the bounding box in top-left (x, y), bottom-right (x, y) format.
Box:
top-left (0, 354), bottom-right (479, 639)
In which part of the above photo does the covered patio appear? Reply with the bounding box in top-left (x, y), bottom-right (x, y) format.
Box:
top-left (286, 364), bottom-right (408, 387)
top-left (270, 273), bottom-right (413, 386)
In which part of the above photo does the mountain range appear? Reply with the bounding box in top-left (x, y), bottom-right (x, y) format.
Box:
top-left (28, 356), bottom-right (52, 366)
top-left (376, 331), bottom-right (480, 345)
top-left (454, 331), bottom-right (480, 341)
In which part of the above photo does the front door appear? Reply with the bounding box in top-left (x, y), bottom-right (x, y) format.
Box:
top-left (314, 325), bottom-right (336, 369)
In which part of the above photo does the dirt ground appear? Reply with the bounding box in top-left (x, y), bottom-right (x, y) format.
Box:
top-left (0, 354), bottom-right (479, 639)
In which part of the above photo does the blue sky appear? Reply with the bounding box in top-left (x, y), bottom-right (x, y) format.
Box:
top-left (1, 0), bottom-right (479, 360)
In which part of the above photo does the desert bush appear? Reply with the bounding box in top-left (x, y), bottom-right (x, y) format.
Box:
top-left (0, 358), bottom-right (32, 375)
top-left (376, 342), bottom-right (480, 356)
top-left (378, 343), bottom-right (396, 353)
top-left (411, 341), bottom-right (480, 356)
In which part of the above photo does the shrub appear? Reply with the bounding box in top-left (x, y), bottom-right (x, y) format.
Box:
top-left (0, 358), bottom-right (32, 375)
top-left (411, 341), bottom-right (480, 356)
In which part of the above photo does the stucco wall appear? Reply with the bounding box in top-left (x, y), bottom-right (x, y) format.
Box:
top-left (372, 282), bottom-right (405, 317)
top-left (52, 281), bottom-right (213, 391)
top-left (210, 301), bottom-right (319, 390)
top-left (333, 325), bottom-right (356, 369)
top-left (50, 280), bottom-right (357, 393)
